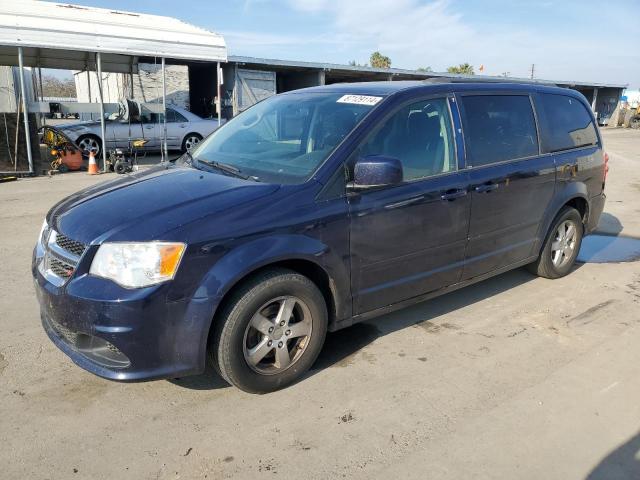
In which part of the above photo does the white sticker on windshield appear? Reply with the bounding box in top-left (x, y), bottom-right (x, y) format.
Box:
top-left (337, 94), bottom-right (383, 106)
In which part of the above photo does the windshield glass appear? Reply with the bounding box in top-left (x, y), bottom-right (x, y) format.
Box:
top-left (190, 92), bottom-right (380, 184)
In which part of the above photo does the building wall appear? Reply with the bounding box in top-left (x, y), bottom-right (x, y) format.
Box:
top-left (0, 66), bottom-right (35, 113)
top-left (74, 63), bottom-right (190, 110)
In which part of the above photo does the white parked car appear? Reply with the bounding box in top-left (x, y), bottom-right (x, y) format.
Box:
top-left (56, 105), bottom-right (221, 156)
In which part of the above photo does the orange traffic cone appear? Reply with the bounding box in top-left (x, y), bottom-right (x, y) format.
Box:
top-left (87, 151), bottom-right (99, 175)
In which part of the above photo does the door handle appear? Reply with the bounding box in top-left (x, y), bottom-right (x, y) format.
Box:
top-left (441, 189), bottom-right (468, 201)
top-left (474, 183), bottom-right (499, 193)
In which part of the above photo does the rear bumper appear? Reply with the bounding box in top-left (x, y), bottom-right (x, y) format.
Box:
top-left (33, 251), bottom-right (215, 381)
top-left (586, 192), bottom-right (606, 234)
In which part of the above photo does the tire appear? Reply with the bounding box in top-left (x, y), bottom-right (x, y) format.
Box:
top-left (181, 133), bottom-right (202, 153)
top-left (209, 268), bottom-right (328, 393)
top-left (114, 159), bottom-right (128, 174)
top-left (528, 206), bottom-right (583, 279)
top-left (57, 164), bottom-right (69, 173)
top-left (77, 135), bottom-right (102, 157)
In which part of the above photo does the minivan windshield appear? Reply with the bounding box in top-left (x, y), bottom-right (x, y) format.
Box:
top-left (190, 92), bottom-right (380, 184)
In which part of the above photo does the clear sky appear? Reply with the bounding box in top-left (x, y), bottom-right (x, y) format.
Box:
top-left (49, 0), bottom-right (638, 88)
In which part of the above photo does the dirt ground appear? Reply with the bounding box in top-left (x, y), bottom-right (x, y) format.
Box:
top-left (1, 129), bottom-right (639, 480)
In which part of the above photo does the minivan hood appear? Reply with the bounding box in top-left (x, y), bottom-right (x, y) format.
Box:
top-left (48, 165), bottom-right (279, 244)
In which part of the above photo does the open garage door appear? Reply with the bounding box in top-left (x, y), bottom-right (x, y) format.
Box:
top-left (235, 69), bottom-right (276, 113)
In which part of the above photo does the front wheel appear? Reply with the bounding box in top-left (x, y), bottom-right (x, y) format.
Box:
top-left (182, 133), bottom-right (202, 153)
top-left (528, 206), bottom-right (583, 279)
top-left (210, 269), bottom-right (328, 393)
top-left (77, 135), bottom-right (102, 157)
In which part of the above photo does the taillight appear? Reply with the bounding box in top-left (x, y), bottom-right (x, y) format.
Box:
top-left (603, 151), bottom-right (609, 185)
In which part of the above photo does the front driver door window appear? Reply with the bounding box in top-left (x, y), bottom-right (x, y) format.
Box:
top-left (348, 97), bottom-right (471, 314)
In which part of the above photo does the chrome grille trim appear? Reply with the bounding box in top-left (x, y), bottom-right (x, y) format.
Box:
top-left (37, 229), bottom-right (86, 286)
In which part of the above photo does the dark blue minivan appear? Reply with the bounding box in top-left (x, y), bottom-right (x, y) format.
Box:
top-left (33, 80), bottom-right (607, 392)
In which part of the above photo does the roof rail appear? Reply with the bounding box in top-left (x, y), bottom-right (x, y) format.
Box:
top-left (421, 77), bottom-right (555, 86)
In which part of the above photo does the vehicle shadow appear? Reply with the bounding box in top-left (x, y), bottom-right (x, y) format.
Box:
top-left (168, 364), bottom-right (230, 390)
top-left (312, 267), bottom-right (538, 371)
top-left (595, 212), bottom-right (624, 236)
top-left (172, 267), bottom-right (539, 391)
top-left (585, 431), bottom-right (640, 479)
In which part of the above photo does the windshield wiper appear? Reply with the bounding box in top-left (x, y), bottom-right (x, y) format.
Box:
top-left (197, 157), bottom-right (259, 181)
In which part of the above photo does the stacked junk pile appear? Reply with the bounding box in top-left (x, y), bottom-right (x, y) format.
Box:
top-left (607, 93), bottom-right (640, 129)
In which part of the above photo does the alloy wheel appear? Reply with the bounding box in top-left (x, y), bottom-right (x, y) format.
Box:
top-left (242, 296), bottom-right (313, 375)
top-left (78, 137), bottom-right (100, 156)
top-left (551, 220), bottom-right (577, 268)
top-left (184, 135), bottom-right (200, 151)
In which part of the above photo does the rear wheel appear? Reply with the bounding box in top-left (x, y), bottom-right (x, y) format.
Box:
top-left (528, 206), bottom-right (583, 278)
top-left (209, 268), bottom-right (328, 393)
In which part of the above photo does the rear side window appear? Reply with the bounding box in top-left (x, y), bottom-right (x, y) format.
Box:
top-left (460, 95), bottom-right (539, 167)
top-left (538, 93), bottom-right (598, 153)
top-left (166, 109), bottom-right (188, 123)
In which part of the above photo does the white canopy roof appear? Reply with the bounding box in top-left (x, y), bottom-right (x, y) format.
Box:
top-left (0, 1), bottom-right (226, 72)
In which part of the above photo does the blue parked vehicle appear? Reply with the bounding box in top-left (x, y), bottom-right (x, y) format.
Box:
top-left (33, 80), bottom-right (607, 393)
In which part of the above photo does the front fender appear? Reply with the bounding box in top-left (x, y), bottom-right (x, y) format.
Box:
top-left (192, 232), bottom-right (350, 337)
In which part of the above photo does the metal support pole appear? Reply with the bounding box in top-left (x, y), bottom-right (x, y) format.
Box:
top-left (38, 66), bottom-right (45, 126)
top-left (591, 87), bottom-right (599, 124)
top-left (216, 62), bottom-right (222, 125)
top-left (17, 47), bottom-right (34, 174)
top-left (86, 60), bottom-right (92, 121)
top-left (161, 57), bottom-right (167, 162)
top-left (96, 52), bottom-right (108, 172)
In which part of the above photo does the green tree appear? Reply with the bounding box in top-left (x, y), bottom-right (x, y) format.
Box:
top-left (370, 51), bottom-right (392, 69)
top-left (348, 60), bottom-right (368, 67)
top-left (416, 66), bottom-right (433, 72)
top-left (446, 63), bottom-right (474, 75)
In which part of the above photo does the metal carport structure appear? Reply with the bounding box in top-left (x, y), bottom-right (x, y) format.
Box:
top-left (0, 0), bottom-right (226, 173)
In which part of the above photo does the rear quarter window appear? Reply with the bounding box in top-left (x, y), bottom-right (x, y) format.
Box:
top-left (460, 95), bottom-right (539, 167)
top-left (538, 93), bottom-right (598, 153)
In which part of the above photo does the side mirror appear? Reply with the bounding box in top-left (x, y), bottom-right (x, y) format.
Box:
top-left (348, 155), bottom-right (403, 191)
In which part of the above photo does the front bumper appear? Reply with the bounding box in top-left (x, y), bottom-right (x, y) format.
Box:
top-left (33, 251), bottom-right (215, 381)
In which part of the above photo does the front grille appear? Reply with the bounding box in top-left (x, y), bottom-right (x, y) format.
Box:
top-left (55, 234), bottom-right (86, 257)
top-left (38, 229), bottom-right (84, 285)
top-left (49, 255), bottom-right (75, 278)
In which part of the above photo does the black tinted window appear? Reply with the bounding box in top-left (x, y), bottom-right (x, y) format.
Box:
top-left (166, 109), bottom-right (188, 123)
top-left (461, 95), bottom-right (538, 166)
top-left (539, 93), bottom-right (597, 152)
top-left (360, 98), bottom-right (456, 180)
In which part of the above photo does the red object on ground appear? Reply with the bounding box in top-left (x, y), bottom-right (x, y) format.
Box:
top-left (60, 149), bottom-right (84, 171)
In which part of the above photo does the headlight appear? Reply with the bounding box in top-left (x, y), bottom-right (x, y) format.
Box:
top-left (89, 242), bottom-right (186, 288)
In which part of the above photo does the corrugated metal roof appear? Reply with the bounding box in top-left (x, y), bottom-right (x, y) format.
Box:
top-left (0, 1), bottom-right (226, 64)
top-left (229, 55), bottom-right (627, 90)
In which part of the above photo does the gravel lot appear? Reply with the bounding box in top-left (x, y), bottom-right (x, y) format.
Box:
top-left (1, 128), bottom-right (639, 480)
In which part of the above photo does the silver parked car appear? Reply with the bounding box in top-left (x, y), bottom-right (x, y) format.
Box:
top-left (57, 105), bottom-right (221, 156)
